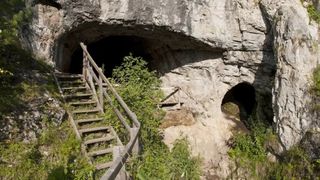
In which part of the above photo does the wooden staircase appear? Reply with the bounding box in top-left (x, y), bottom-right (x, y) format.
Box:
top-left (54, 42), bottom-right (140, 180)
top-left (54, 72), bottom-right (124, 176)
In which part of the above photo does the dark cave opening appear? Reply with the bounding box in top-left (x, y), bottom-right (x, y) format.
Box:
top-left (221, 83), bottom-right (256, 122)
top-left (69, 36), bottom-right (153, 77)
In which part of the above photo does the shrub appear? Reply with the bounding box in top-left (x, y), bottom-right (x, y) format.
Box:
top-left (228, 113), bottom-right (320, 179)
top-left (313, 65), bottom-right (320, 96)
top-left (0, 122), bottom-right (94, 179)
top-left (307, 4), bottom-right (320, 24)
top-left (108, 55), bottom-right (201, 179)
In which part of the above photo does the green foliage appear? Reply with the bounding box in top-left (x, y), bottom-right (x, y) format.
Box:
top-left (0, 0), bottom-right (32, 83)
top-left (0, 0), bottom-right (41, 115)
top-left (129, 138), bottom-right (201, 180)
top-left (0, 1), bottom-right (94, 179)
top-left (169, 139), bottom-right (201, 179)
top-left (112, 55), bottom-right (164, 147)
top-left (307, 4), bottom-right (320, 24)
top-left (313, 65), bottom-right (320, 96)
top-left (0, 46), bottom-right (54, 115)
top-left (0, 122), bottom-right (94, 179)
top-left (228, 114), bottom-right (320, 179)
top-left (228, 116), bottom-right (271, 178)
top-left (107, 55), bottom-right (201, 179)
top-left (266, 146), bottom-right (320, 179)
top-left (300, 0), bottom-right (320, 24)
top-left (0, 0), bottom-right (31, 46)
top-left (310, 65), bottom-right (320, 112)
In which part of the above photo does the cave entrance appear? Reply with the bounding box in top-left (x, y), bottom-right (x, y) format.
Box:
top-left (221, 83), bottom-right (256, 123)
top-left (69, 36), bottom-right (153, 77)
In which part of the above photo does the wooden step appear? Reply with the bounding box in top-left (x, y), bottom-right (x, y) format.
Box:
top-left (84, 136), bottom-right (115, 146)
top-left (95, 162), bottom-right (113, 170)
top-left (55, 72), bottom-right (82, 76)
top-left (62, 86), bottom-right (87, 91)
top-left (79, 126), bottom-right (110, 134)
top-left (87, 148), bottom-right (113, 157)
top-left (56, 74), bottom-right (82, 79)
top-left (76, 118), bottom-right (103, 124)
top-left (69, 100), bottom-right (97, 106)
top-left (64, 93), bottom-right (93, 99)
top-left (59, 81), bottom-right (84, 85)
top-left (72, 109), bottom-right (100, 114)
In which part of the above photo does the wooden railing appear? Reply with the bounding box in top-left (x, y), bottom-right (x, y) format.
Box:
top-left (80, 42), bottom-right (140, 180)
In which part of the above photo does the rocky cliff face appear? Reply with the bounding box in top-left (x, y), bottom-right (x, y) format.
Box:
top-left (272, 3), bottom-right (320, 148)
top-left (23, 0), bottom-right (319, 177)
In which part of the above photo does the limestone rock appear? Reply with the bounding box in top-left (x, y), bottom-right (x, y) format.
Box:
top-left (300, 130), bottom-right (320, 160)
top-left (272, 4), bottom-right (320, 149)
top-left (160, 108), bottom-right (196, 129)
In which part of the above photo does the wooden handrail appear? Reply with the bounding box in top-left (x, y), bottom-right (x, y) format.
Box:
top-left (80, 43), bottom-right (140, 127)
top-left (80, 42), bottom-right (140, 179)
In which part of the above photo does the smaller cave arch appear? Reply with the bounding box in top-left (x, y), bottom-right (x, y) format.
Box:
top-left (221, 82), bottom-right (256, 122)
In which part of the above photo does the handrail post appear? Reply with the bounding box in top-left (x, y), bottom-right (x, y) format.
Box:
top-left (82, 46), bottom-right (88, 80)
top-left (130, 127), bottom-right (140, 155)
top-left (112, 146), bottom-right (127, 179)
top-left (99, 68), bottom-right (104, 113)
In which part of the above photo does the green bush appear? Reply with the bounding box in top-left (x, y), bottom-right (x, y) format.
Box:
top-left (0, 0), bottom-right (31, 46)
top-left (112, 55), bottom-right (164, 148)
top-left (0, 0), bottom-right (41, 115)
top-left (108, 55), bottom-right (201, 179)
top-left (310, 65), bottom-right (320, 112)
top-left (228, 116), bottom-right (271, 178)
top-left (228, 114), bottom-right (320, 179)
top-left (313, 65), bottom-right (320, 96)
top-left (0, 122), bottom-right (94, 179)
top-left (307, 4), bottom-right (320, 24)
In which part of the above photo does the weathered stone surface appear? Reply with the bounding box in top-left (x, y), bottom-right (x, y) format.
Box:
top-left (160, 108), bottom-right (196, 129)
top-left (272, 4), bottom-right (320, 149)
top-left (300, 130), bottom-right (320, 160)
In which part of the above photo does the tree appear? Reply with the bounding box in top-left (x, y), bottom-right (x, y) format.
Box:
top-left (0, 0), bottom-right (30, 46)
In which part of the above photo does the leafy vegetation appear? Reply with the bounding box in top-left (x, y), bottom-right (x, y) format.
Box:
top-left (307, 3), bottom-right (320, 24)
top-left (106, 55), bottom-right (201, 179)
top-left (301, 0), bottom-right (320, 24)
top-left (310, 65), bottom-right (320, 113)
top-left (0, 0), bottom-right (37, 115)
top-left (228, 113), bottom-right (320, 179)
top-left (0, 1), bottom-right (94, 179)
top-left (0, 0), bottom-right (31, 46)
top-left (0, 121), bottom-right (94, 179)
top-left (313, 65), bottom-right (320, 96)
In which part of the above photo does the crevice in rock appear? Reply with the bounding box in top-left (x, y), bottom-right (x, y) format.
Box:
top-left (34, 0), bottom-right (62, 10)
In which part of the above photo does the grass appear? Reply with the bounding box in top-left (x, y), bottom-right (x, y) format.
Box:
top-left (93, 153), bottom-right (113, 165)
